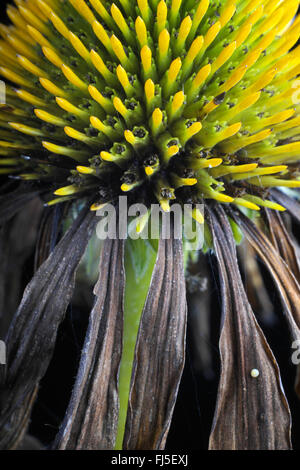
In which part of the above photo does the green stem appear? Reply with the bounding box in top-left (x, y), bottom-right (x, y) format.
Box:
top-left (115, 238), bottom-right (158, 450)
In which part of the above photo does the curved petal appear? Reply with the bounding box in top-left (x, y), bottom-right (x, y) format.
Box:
top-left (229, 207), bottom-right (300, 340)
top-left (55, 238), bottom-right (125, 450)
top-left (208, 206), bottom-right (291, 450)
top-left (263, 209), bottom-right (300, 282)
top-left (0, 205), bottom-right (97, 449)
top-left (271, 190), bottom-right (300, 224)
top-left (123, 234), bottom-right (187, 450)
top-left (0, 185), bottom-right (41, 225)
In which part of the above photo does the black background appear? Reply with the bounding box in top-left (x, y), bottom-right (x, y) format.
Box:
top-left (1, 0), bottom-right (300, 451)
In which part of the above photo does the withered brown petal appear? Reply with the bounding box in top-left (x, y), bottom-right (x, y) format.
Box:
top-left (237, 242), bottom-right (275, 324)
top-left (262, 208), bottom-right (300, 401)
top-left (271, 189), bottom-right (300, 224)
top-left (0, 205), bottom-right (97, 450)
top-left (0, 186), bottom-right (41, 225)
top-left (0, 224), bottom-right (9, 320)
top-left (263, 209), bottom-right (300, 282)
top-left (208, 206), bottom-right (291, 450)
top-left (54, 238), bottom-right (125, 450)
top-left (123, 234), bottom-right (187, 450)
top-left (229, 208), bottom-right (300, 340)
top-left (1, 198), bottom-right (43, 338)
top-left (34, 205), bottom-right (66, 270)
top-left (295, 364), bottom-right (300, 399)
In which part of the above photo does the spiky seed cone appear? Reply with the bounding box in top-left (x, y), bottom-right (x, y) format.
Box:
top-left (0, 0), bottom-right (300, 214)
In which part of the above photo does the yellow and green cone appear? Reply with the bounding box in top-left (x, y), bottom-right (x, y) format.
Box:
top-left (0, 0), bottom-right (300, 214)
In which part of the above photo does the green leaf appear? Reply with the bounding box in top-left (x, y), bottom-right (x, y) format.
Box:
top-left (115, 237), bottom-right (158, 449)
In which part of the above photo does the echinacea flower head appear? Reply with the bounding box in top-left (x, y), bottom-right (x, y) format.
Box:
top-left (0, 0), bottom-right (299, 214)
top-left (1, 0), bottom-right (300, 453)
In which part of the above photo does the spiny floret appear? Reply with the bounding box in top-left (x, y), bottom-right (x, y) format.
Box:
top-left (0, 0), bottom-right (300, 215)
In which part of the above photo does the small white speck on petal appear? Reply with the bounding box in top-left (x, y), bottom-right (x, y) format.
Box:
top-left (251, 368), bottom-right (260, 378)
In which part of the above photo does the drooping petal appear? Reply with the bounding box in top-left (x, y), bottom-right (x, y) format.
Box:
top-left (123, 234), bottom-right (187, 450)
top-left (0, 204), bottom-right (97, 449)
top-left (0, 198), bottom-right (43, 323)
top-left (0, 185), bottom-right (41, 224)
top-left (263, 209), bottom-right (300, 282)
top-left (208, 206), bottom-right (291, 450)
top-left (34, 205), bottom-right (66, 270)
top-left (0, 224), bottom-right (9, 320)
top-left (54, 238), bottom-right (125, 450)
top-left (229, 207), bottom-right (300, 341)
top-left (238, 241), bottom-right (275, 325)
top-left (263, 208), bottom-right (300, 400)
top-left (271, 190), bottom-right (300, 224)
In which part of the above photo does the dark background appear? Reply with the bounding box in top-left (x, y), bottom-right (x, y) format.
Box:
top-left (1, 0), bottom-right (300, 451)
